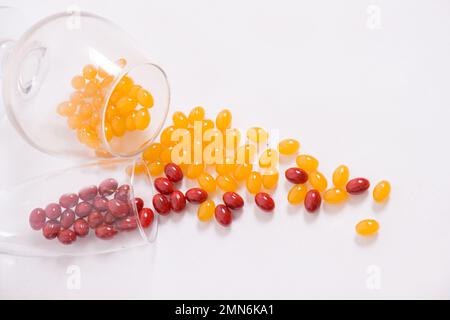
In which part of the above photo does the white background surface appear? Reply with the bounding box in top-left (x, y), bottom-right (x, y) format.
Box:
top-left (1, 0), bottom-right (450, 299)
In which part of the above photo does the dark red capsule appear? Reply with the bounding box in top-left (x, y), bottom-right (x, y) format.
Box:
top-left (255, 192), bottom-right (275, 211)
top-left (185, 188), bottom-right (208, 204)
top-left (304, 189), bottom-right (321, 213)
top-left (214, 204), bottom-right (232, 227)
top-left (152, 194), bottom-right (171, 215)
top-left (134, 197), bottom-right (144, 212)
top-left (29, 208), bottom-right (46, 230)
top-left (60, 209), bottom-right (75, 229)
top-left (222, 192), bottom-right (244, 210)
top-left (95, 224), bottom-right (117, 240)
top-left (45, 203), bottom-right (62, 219)
top-left (164, 163), bottom-right (184, 183)
top-left (114, 184), bottom-right (131, 202)
top-left (57, 229), bottom-right (77, 245)
top-left (42, 220), bottom-right (60, 239)
top-left (285, 167), bottom-right (308, 184)
top-left (139, 208), bottom-right (154, 228)
top-left (75, 201), bottom-right (93, 218)
top-left (346, 178), bottom-right (370, 195)
top-left (93, 195), bottom-right (109, 211)
top-left (79, 185), bottom-right (98, 201)
top-left (108, 199), bottom-right (129, 218)
top-left (98, 178), bottom-right (118, 196)
top-left (59, 193), bottom-right (79, 209)
top-left (116, 216), bottom-right (138, 231)
top-left (87, 211), bottom-right (104, 228)
top-left (73, 218), bottom-right (89, 237)
top-left (170, 190), bottom-right (186, 212)
top-left (154, 177), bottom-right (174, 195)
top-left (104, 212), bottom-right (117, 224)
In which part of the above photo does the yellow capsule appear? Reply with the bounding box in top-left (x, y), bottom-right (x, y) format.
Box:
top-left (259, 149), bottom-right (279, 168)
top-left (116, 58), bottom-right (127, 68)
top-left (125, 112), bottom-right (137, 131)
top-left (70, 91), bottom-right (84, 105)
top-left (57, 101), bottom-right (77, 117)
top-left (373, 180), bottom-right (391, 202)
top-left (67, 115), bottom-right (82, 130)
top-left (332, 165), bottom-right (349, 188)
top-left (116, 76), bottom-right (134, 95)
top-left (143, 143), bottom-right (162, 163)
top-left (215, 109), bottom-right (232, 131)
top-left (105, 104), bottom-right (117, 122)
top-left (71, 75), bottom-right (85, 90)
top-left (160, 146), bottom-right (174, 163)
top-left (216, 175), bottom-right (238, 192)
top-left (90, 111), bottom-right (101, 127)
top-left (136, 88), bottom-right (154, 108)
top-left (78, 103), bottom-right (93, 119)
top-left (83, 64), bottom-right (97, 80)
top-left (147, 160), bottom-right (164, 176)
top-left (198, 172), bottom-right (216, 192)
top-left (160, 126), bottom-right (177, 147)
top-left (116, 97), bottom-right (137, 116)
top-left (197, 199), bottom-right (215, 222)
top-left (278, 138), bottom-right (300, 155)
top-left (104, 122), bottom-right (113, 141)
top-left (287, 184), bottom-right (308, 205)
top-left (111, 115), bottom-right (126, 137)
top-left (233, 163), bottom-right (253, 181)
top-left (296, 154), bottom-right (319, 172)
top-left (202, 119), bottom-right (215, 132)
top-left (247, 127), bottom-right (269, 144)
top-left (128, 85), bottom-right (142, 99)
top-left (84, 81), bottom-right (100, 97)
top-left (216, 157), bottom-right (236, 176)
top-left (323, 188), bottom-right (348, 204)
top-left (246, 171), bottom-right (262, 194)
top-left (97, 67), bottom-right (109, 79)
top-left (309, 171), bottom-right (328, 192)
top-left (126, 162), bottom-right (147, 177)
top-left (355, 219), bottom-right (379, 236)
top-left (186, 163), bottom-right (204, 179)
top-left (262, 168), bottom-right (279, 189)
top-left (172, 111), bottom-right (189, 128)
top-left (236, 144), bottom-right (257, 164)
top-left (188, 106), bottom-right (205, 125)
top-left (135, 108), bottom-right (151, 130)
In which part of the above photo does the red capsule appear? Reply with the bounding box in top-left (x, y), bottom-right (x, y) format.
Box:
top-left (215, 204), bottom-right (232, 226)
top-left (139, 208), bottom-right (154, 228)
top-left (154, 177), bottom-right (174, 195)
top-left (346, 178), bottom-right (370, 195)
top-left (57, 229), bottom-right (77, 245)
top-left (164, 163), bottom-right (184, 183)
top-left (255, 192), bottom-right (275, 211)
top-left (185, 188), bottom-right (208, 204)
top-left (87, 211), bottom-right (104, 228)
top-left (93, 195), bottom-right (109, 211)
top-left (285, 167), bottom-right (308, 184)
top-left (60, 209), bottom-right (75, 229)
top-left (116, 216), bottom-right (138, 231)
top-left (99, 178), bottom-right (118, 196)
top-left (104, 212), bottom-right (117, 224)
top-left (95, 224), bottom-right (118, 240)
top-left (152, 194), bottom-right (171, 215)
top-left (59, 193), bottom-right (79, 209)
top-left (222, 192), bottom-right (244, 210)
top-left (73, 218), bottom-right (89, 237)
top-left (75, 201), bottom-right (93, 218)
top-left (45, 203), bottom-right (62, 219)
top-left (42, 220), bottom-right (60, 239)
top-left (79, 185), bottom-right (98, 201)
top-left (108, 199), bottom-right (129, 218)
top-left (114, 184), bottom-right (131, 202)
top-left (170, 190), bottom-right (186, 212)
top-left (304, 189), bottom-right (321, 213)
top-left (134, 197), bottom-right (144, 212)
top-left (29, 208), bottom-right (46, 230)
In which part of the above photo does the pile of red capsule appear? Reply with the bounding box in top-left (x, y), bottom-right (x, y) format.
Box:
top-left (151, 162), bottom-right (275, 227)
top-left (28, 178), bottom-right (154, 245)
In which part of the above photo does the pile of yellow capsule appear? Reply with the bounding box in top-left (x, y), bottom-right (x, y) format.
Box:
top-left (57, 58), bottom-right (154, 154)
top-left (136, 106), bottom-right (391, 237)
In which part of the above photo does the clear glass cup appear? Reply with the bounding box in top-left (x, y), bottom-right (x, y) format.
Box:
top-left (0, 159), bottom-right (158, 257)
top-left (1, 11), bottom-right (170, 158)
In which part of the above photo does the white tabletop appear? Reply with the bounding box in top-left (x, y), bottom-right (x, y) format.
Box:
top-left (1, 0), bottom-right (450, 299)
